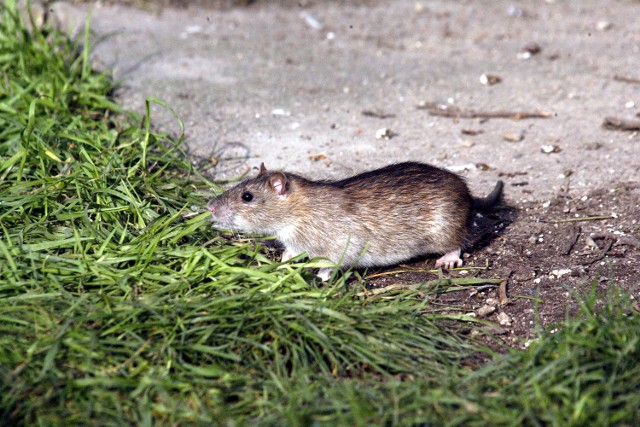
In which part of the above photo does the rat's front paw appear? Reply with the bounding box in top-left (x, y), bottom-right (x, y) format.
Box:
top-left (435, 249), bottom-right (463, 270)
top-left (281, 248), bottom-right (296, 262)
top-left (316, 267), bottom-right (333, 281)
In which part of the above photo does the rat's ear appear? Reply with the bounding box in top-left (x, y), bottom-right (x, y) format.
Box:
top-left (258, 163), bottom-right (268, 176)
top-left (269, 172), bottom-right (289, 197)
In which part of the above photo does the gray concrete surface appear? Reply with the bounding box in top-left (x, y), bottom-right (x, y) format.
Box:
top-left (52, 0), bottom-right (640, 201)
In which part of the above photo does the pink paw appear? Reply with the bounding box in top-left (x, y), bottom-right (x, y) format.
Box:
top-left (435, 249), bottom-right (463, 270)
top-left (281, 248), bottom-right (296, 262)
top-left (316, 268), bottom-right (333, 282)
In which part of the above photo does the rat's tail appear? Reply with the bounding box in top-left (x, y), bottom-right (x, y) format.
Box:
top-left (472, 180), bottom-right (504, 210)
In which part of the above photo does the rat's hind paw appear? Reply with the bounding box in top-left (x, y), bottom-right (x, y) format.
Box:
top-left (435, 249), bottom-right (463, 270)
top-left (316, 267), bottom-right (333, 281)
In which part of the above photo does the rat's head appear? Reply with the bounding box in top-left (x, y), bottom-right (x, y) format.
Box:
top-left (208, 163), bottom-right (294, 235)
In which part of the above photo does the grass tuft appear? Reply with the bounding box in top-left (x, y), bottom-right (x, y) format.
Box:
top-left (1, 3), bottom-right (639, 426)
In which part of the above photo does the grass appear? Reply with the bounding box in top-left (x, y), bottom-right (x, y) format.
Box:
top-left (1, 2), bottom-right (639, 425)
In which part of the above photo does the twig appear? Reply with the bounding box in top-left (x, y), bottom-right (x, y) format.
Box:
top-left (419, 104), bottom-right (552, 120)
top-left (361, 109), bottom-right (396, 119)
top-left (614, 75), bottom-right (640, 84)
top-left (544, 215), bottom-right (613, 224)
top-left (603, 117), bottom-right (640, 131)
top-left (591, 231), bottom-right (640, 248)
top-left (461, 128), bottom-right (484, 135)
top-left (358, 283), bottom-right (411, 297)
top-left (365, 264), bottom-right (490, 280)
top-left (365, 269), bottom-right (411, 279)
top-left (499, 280), bottom-right (509, 305)
top-left (562, 225), bottom-right (581, 255)
top-left (499, 270), bottom-right (512, 305)
top-left (357, 277), bottom-right (503, 297)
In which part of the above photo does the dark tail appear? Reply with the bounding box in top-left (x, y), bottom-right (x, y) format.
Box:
top-left (472, 180), bottom-right (504, 210)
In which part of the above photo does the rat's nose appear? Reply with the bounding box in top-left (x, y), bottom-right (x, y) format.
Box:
top-left (208, 205), bottom-right (216, 215)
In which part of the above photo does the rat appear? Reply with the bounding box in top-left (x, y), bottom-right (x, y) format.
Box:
top-left (208, 162), bottom-right (503, 281)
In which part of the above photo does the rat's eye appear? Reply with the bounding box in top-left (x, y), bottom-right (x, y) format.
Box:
top-left (241, 191), bottom-right (254, 202)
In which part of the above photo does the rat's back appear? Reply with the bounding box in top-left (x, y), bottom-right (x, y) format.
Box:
top-left (293, 162), bottom-right (473, 268)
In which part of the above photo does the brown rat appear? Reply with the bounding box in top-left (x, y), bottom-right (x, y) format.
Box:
top-left (208, 162), bottom-right (503, 280)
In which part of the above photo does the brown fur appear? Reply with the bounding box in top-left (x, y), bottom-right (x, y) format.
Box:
top-left (208, 162), bottom-right (502, 269)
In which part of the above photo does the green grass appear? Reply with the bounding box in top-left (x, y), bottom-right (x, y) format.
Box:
top-left (1, 2), bottom-right (639, 426)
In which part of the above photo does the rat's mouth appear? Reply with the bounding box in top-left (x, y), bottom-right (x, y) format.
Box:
top-left (208, 211), bottom-right (236, 231)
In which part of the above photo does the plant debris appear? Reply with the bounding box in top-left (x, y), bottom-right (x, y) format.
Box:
top-left (361, 109), bottom-right (396, 119)
top-left (613, 75), bottom-right (640, 84)
top-left (603, 116), bottom-right (640, 131)
top-left (418, 102), bottom-right (552, 120)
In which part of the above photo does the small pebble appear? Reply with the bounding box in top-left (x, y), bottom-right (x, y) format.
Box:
top-left (502, 132), bottom-right (524, 142)
top-left (375, 128), bottom-right (393, 140)
top-left (185, 25), bottom-right (202, 34)
top-left (516, 43), bottom-right (541, 60)
top-left (523, 42), bottom-right (541, 55)
top-left (459, 139), bottom-right (475, 148)
top-left (585, 236), bottom-right (598, 248)
top-left (477, 305), bottom-right (496, 317)
top-left (497, 312), bottom-right (512, 326)
top-left (551, 269), bottom-right (572, 278)
top-left (507, 5), bottom-right (524, 17)
top-left (480, 74), bottom-right (502, 86)
top-left (271, 108), bottom-right (291, 116)
top-left (541, 145), bottom-right (561, 154)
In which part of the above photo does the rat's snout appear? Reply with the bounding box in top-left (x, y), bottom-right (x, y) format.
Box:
top-left (207, 200), bottom-right (222, 219)
top-left (208, 200), bottom-right (228, 221)
top-left (207, 200), bottom-right (235, 230)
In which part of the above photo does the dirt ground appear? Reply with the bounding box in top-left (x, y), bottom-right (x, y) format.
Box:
top-left (365, 182), bottom-right (640, 348)
top-left (41, 0), bottom-right (640, 346)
